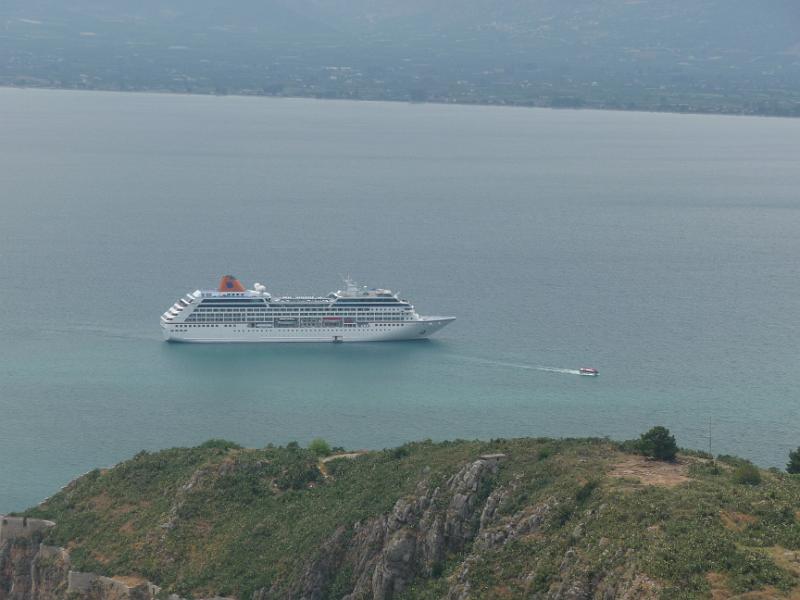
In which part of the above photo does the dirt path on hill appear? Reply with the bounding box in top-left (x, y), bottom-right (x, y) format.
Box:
top-left (318, 452), bottom-right (368, 478)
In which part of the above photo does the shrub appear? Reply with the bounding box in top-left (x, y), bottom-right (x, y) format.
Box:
top-left (689, 461), bottom-right (721, 477)
top-left (198, 439), bottom-right (242, 451)
top-left (386, 445), bottom-right (410, 460)
top-left (553, 503), bottom-right (574, 527)
top-left (308, 438), bottom-right (332, 457)
top-left (787, 447), bottom-right (800, 474)
top-left (430, 561), bottom-right (444, 578)
top-left (732, 463), bottom-right (762, 485)
top-left (617, 439), bottom-right (641, 454)
top-left (276, 459), bottom-right (321, 490)
top-left (638, 426), bottom-right (678, 461)
top-left (575, 480), bottom-right (598, 503)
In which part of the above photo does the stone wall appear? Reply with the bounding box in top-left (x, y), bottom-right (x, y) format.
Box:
top-left (0, 517), bottom-right (55, 546)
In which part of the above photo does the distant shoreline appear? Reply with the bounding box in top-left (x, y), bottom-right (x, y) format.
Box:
top-left (2, 82), bottom-right (796, 121)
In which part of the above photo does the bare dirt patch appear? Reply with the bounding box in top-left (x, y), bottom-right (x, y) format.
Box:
top-left (91, 550), bottom-right (112, 565)
top-left (608, 455), bottom-right (690, 488)
top-left (194, 519), bottom-right (212, 535)
top-left (89, 491), bottom-right (113, 511)
top-left (737, 590), bottom-right (800, 600)
top-left (111, 503), bottom-right (138, 517)
top-left (706, 571), bottom-right (798, 600)
top-left (112, 575), bottom-right (149, 587)
top-left (709, 549), bottom-right (800, 600)
top-left (707, 572), bottom-right (730, 600)
top-left (720, 510), bottom-right (758, 532)
top-left (89, 493), bottom-right (143, 517)
top-left (768, 546), bottom-right (800, 577)
top-left (118, 520), bottom-right (135, 535)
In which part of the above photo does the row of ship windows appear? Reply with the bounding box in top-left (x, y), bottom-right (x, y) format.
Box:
top-left (174, 324), bottom-right (238, 328)
top-left (187, 314), bottom-right (408, 319)
top-left (198, 304), bottom-right (406, 308)
top-left (171, 324), bottom-right (406, 329)
top-left (199, 297), bottom-right (404, 305)
top-left (184, 318), bottom-right (410, 322)
top-left (188, 313), bottom-right (409, 318)
top-left (194, 307), bottom-right (408, 314)
top-left (344, 300), bottom-right (404, 303)
top-left (176, 313), bottom-right (408, 319)
top-left (187, 313), bottom-right (409, 317)
top-left (198, 301), bottom-right (405, 307)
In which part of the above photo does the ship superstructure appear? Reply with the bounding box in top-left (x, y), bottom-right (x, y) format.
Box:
top-left (161, 275), bottom-right (455, 343)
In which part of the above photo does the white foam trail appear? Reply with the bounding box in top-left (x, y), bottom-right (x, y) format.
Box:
top-left (535, 366), bottom-right (582, 375)
top-left (450, 355), bottom-right (583, 376)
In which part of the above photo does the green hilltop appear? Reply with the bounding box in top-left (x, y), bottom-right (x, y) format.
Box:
top-left (9, 436), bottom-right (800, 599)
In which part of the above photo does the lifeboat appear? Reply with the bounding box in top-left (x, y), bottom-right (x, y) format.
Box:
top-left (579, 367), bottom-right (599, 377)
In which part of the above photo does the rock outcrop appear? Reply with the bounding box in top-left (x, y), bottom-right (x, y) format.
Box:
top-left (260, 454), bottom-right (505, 600)
top-left (0, 452), bottom-right (664, 600)
top-left (0, 517), bottom-right (232, 600)
top-left (265, 452), bottom-right (661, 600)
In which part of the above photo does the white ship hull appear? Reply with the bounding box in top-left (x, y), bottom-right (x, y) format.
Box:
top-left (162, 317), bottom-right (454, 343)
top-left (161, 276), bottom-right (455, 343)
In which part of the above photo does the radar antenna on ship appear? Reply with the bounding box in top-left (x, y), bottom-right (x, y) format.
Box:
top-left (252, 282), bottom-right (271, 298)
top-left (342, 275), bottom-right (361, 295)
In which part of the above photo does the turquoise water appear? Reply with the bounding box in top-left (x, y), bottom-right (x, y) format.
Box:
top-left (1, 88), bottom-right (799, 512)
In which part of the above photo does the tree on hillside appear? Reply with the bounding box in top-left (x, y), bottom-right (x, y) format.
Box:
top-left (788, 447), bottom-right (800, 474)
top-left (639, 426), bottom-right (678, 461)
top-left (308, 438), bottom-right (332, 457)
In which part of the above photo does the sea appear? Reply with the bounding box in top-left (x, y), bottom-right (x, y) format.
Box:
top-left (1, 87), bottom-right (799, 512)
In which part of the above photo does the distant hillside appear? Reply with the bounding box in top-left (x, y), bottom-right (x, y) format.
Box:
top-left (3, 437), bottom-right (800, 599)
top-left (1, 0), bottom-right (799, 115)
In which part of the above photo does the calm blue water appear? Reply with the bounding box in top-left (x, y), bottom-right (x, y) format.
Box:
top-left (1, 88), bottom-right (799, 512)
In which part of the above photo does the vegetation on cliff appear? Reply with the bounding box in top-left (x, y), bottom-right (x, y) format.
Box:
top-left (16, 435), bottom-right (800, 599)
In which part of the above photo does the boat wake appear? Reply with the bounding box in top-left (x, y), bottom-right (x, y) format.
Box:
top-left (535, 366), bottom-right (583, 375)
top-left (452, 355), bottom-right (583, 376)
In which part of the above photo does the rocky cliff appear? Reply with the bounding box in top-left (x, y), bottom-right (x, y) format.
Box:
top-left (2, 438), bottom-right (799, 599)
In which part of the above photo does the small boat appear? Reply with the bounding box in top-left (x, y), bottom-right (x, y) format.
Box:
top-left (579, 367), bottom-right (599, 376)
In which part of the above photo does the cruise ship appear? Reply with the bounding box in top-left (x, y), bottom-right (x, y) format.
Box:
top-left (160, 275), bottom-right (455, 343)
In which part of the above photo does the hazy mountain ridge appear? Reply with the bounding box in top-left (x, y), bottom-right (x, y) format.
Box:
top-left (1, 0), bottom-right (799, 114)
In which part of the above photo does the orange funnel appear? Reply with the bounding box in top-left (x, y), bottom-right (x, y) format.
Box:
top-left (218, 275), bottom-right (246, 292)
